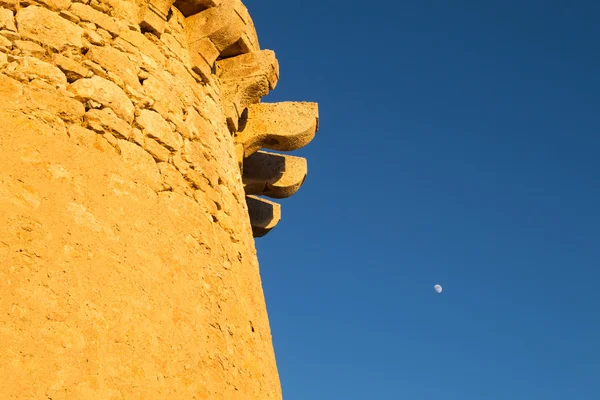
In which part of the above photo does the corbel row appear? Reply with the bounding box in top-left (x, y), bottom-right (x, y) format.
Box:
top-left (216, 51), bottom-right (319, 237)
top-left (140, 0), bottom-right (318, 237)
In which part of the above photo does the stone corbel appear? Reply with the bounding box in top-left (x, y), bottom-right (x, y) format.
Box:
top-left (243, 151), bottom-right (307, 198)
top-left (174, 0), bottom-right (220, 17)
top-left (216, 50), bottom-right (279, 131)
top-left (246, 195), bottom-right (281, 237)
top-left (185, 0), bottom-right (259, 80)
top-left (235, 102), bottom-right (318, 158)
top-left (139, 0), bottom-right (174, 35)
top-left (219, 0), bottom-right (259, 58)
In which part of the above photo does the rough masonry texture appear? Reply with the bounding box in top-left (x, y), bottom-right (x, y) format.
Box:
top-left (0, 0), bottom-right (318, 398)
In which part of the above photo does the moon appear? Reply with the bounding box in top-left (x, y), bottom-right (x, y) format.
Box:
top-left (434, 284), bottom-right (443, 293)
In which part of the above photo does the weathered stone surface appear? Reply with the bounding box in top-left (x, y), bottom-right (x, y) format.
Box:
top-left (185, 3), bottom-right (246, 54)
top-left (217, 49), bottom-right (278, 89)
top-left (136, 109), bottom-right (183, 151)
top-left (0, 0), bottom-right (318, 398)
top-left (144, 137), bottom-right (171, 162)
top-left (117, 139), bottom-right (162, 191)
top-left (5, 56), bottom-right (67, 88)
top-left (144, 0), bottom-right (173, 17)
top-left (85, 108), bottom-right (133, 139)
top-left (16, 6), bottom-right (83, 50)
top-left (219, 0), bottom-right (259, 57)
top-left (69, 76), bottom-right (135, 122)
top-left (237, 101), bottom-right (319, 157)
top-left (116, 28), bottom-right (166, 65)
top-left (142, 71), bottom-right (185, 120)
top-left (158, 161), bottom-right (192, 194)
top-left (87, 45), bottom-right (141, 92)
top-left (69, 2), bottom-right (119, 36)
top-left (184, 0), bottom-right (259, 77)
top-left (53, 54), bottom-right (90, 82)
top-left (0, 33), bottom-right (11, 49)
top-left (0, 7), bottom-right (16, 31)
top-left (59, 9), bottom-right (80, 23)
top-left (246, 195), bottom-right (281, 237)
top-left (188, 36), bottom-right (219, 79)
top-left (84, 28), bottom-right (106, 45)
top-left (37, 0), bottom-right (71, 11)
top-left (138, 0), bottom-right (168, 36)
top-left (243, 151), bottom-right (308, 198)
top-left (13, 39), bottom-right (46, 56)
top-left (174, 0), bottom-right (219, 17)
top-left (217, 50), bottom-right (279, 129)
top-left (0, 28), bottom-right (18, 40)
top-left (0, 74), bottom-right (84, 122)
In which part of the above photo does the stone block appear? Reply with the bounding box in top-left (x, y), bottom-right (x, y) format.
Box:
top-left (69, 76), bottom-right (135, 122)
top-left (0, 7), bottom-right (15, 31)
top-left (69, 3), bottom-right (120, 36)
top-left (136, 109), bottom-right (183, 152)
top-left (13, 40), bottom-right (45, 57)
top-left (246, 195), bottom-right (280, 237)
top-left (36, 0), bottom-right (71, 11)
top-left (53, 54), bottom-right (90, 82)
top-left (174, 0), bottom-right (220, 17)
top-left (216, 49), bottom-right (278, 90)
top-left (85, 108), bottom-right (133, 140)
top-left (139, 4), bottom-right (167, 36)
top-left (144, 137), bottom-right (172, 162)
top-left (117, 29), bottom-right (166, 65)
top-left (117, 140), bottom-right (162, 191)
top-left (185, 3), bottom-right (245, 54)
top-left (87, 45), bottom-right (141, 91)
top-left (16, 6), bottom-right (84, 51)
top-left (243, 151), bottom-right (307, 198)
top-left (217, 51), bottom-right (279, 128)
top-left (236, 102), bottom-right (318, 157)
top-left (189, 35), bottom-right (219, 73)
top-left (6, 56), bottom-right (67, 88)
top-left (0, 74), bottom-right (85, 122)
top-left (58, 10), bottom-right (80, 24)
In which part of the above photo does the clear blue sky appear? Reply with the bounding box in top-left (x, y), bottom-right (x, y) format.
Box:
top-left (245, 1), bottom-right (600, 399)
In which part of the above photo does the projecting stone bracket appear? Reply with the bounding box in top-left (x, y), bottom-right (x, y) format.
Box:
top-left (135, 0), bottom-right (317, 238)
top-left (139, 1), bottom-right (170, 35)
top-left (238, 102), bottom-right (317, 237)
top-left (174, 0), bottom-right (220, 17)
top-left (138, 0), bottom-right (259, 82)
top-left (185, 0), bottom-right (259, 81)
top-left (235, 102), bottom-right (318, 158)
top-left (246, 195), bottom-right (281, 237)
top-left (243, 151), bottom-right (307, 199)
top-left (216, 50), bottom-right (279, 131)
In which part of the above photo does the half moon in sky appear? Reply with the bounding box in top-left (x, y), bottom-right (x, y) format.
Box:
top-left (434, 284), bottom-right (443, 293)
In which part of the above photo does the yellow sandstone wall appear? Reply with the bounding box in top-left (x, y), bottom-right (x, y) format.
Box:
top-left (0, 0), bottom-right (317, 398)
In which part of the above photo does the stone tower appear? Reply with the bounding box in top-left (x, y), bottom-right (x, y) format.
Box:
top-left (0, 0), bottom-right (317, 398)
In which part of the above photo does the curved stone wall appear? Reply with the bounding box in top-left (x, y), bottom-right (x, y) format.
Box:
top-left (0, 0), bottom-right (317, 397)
